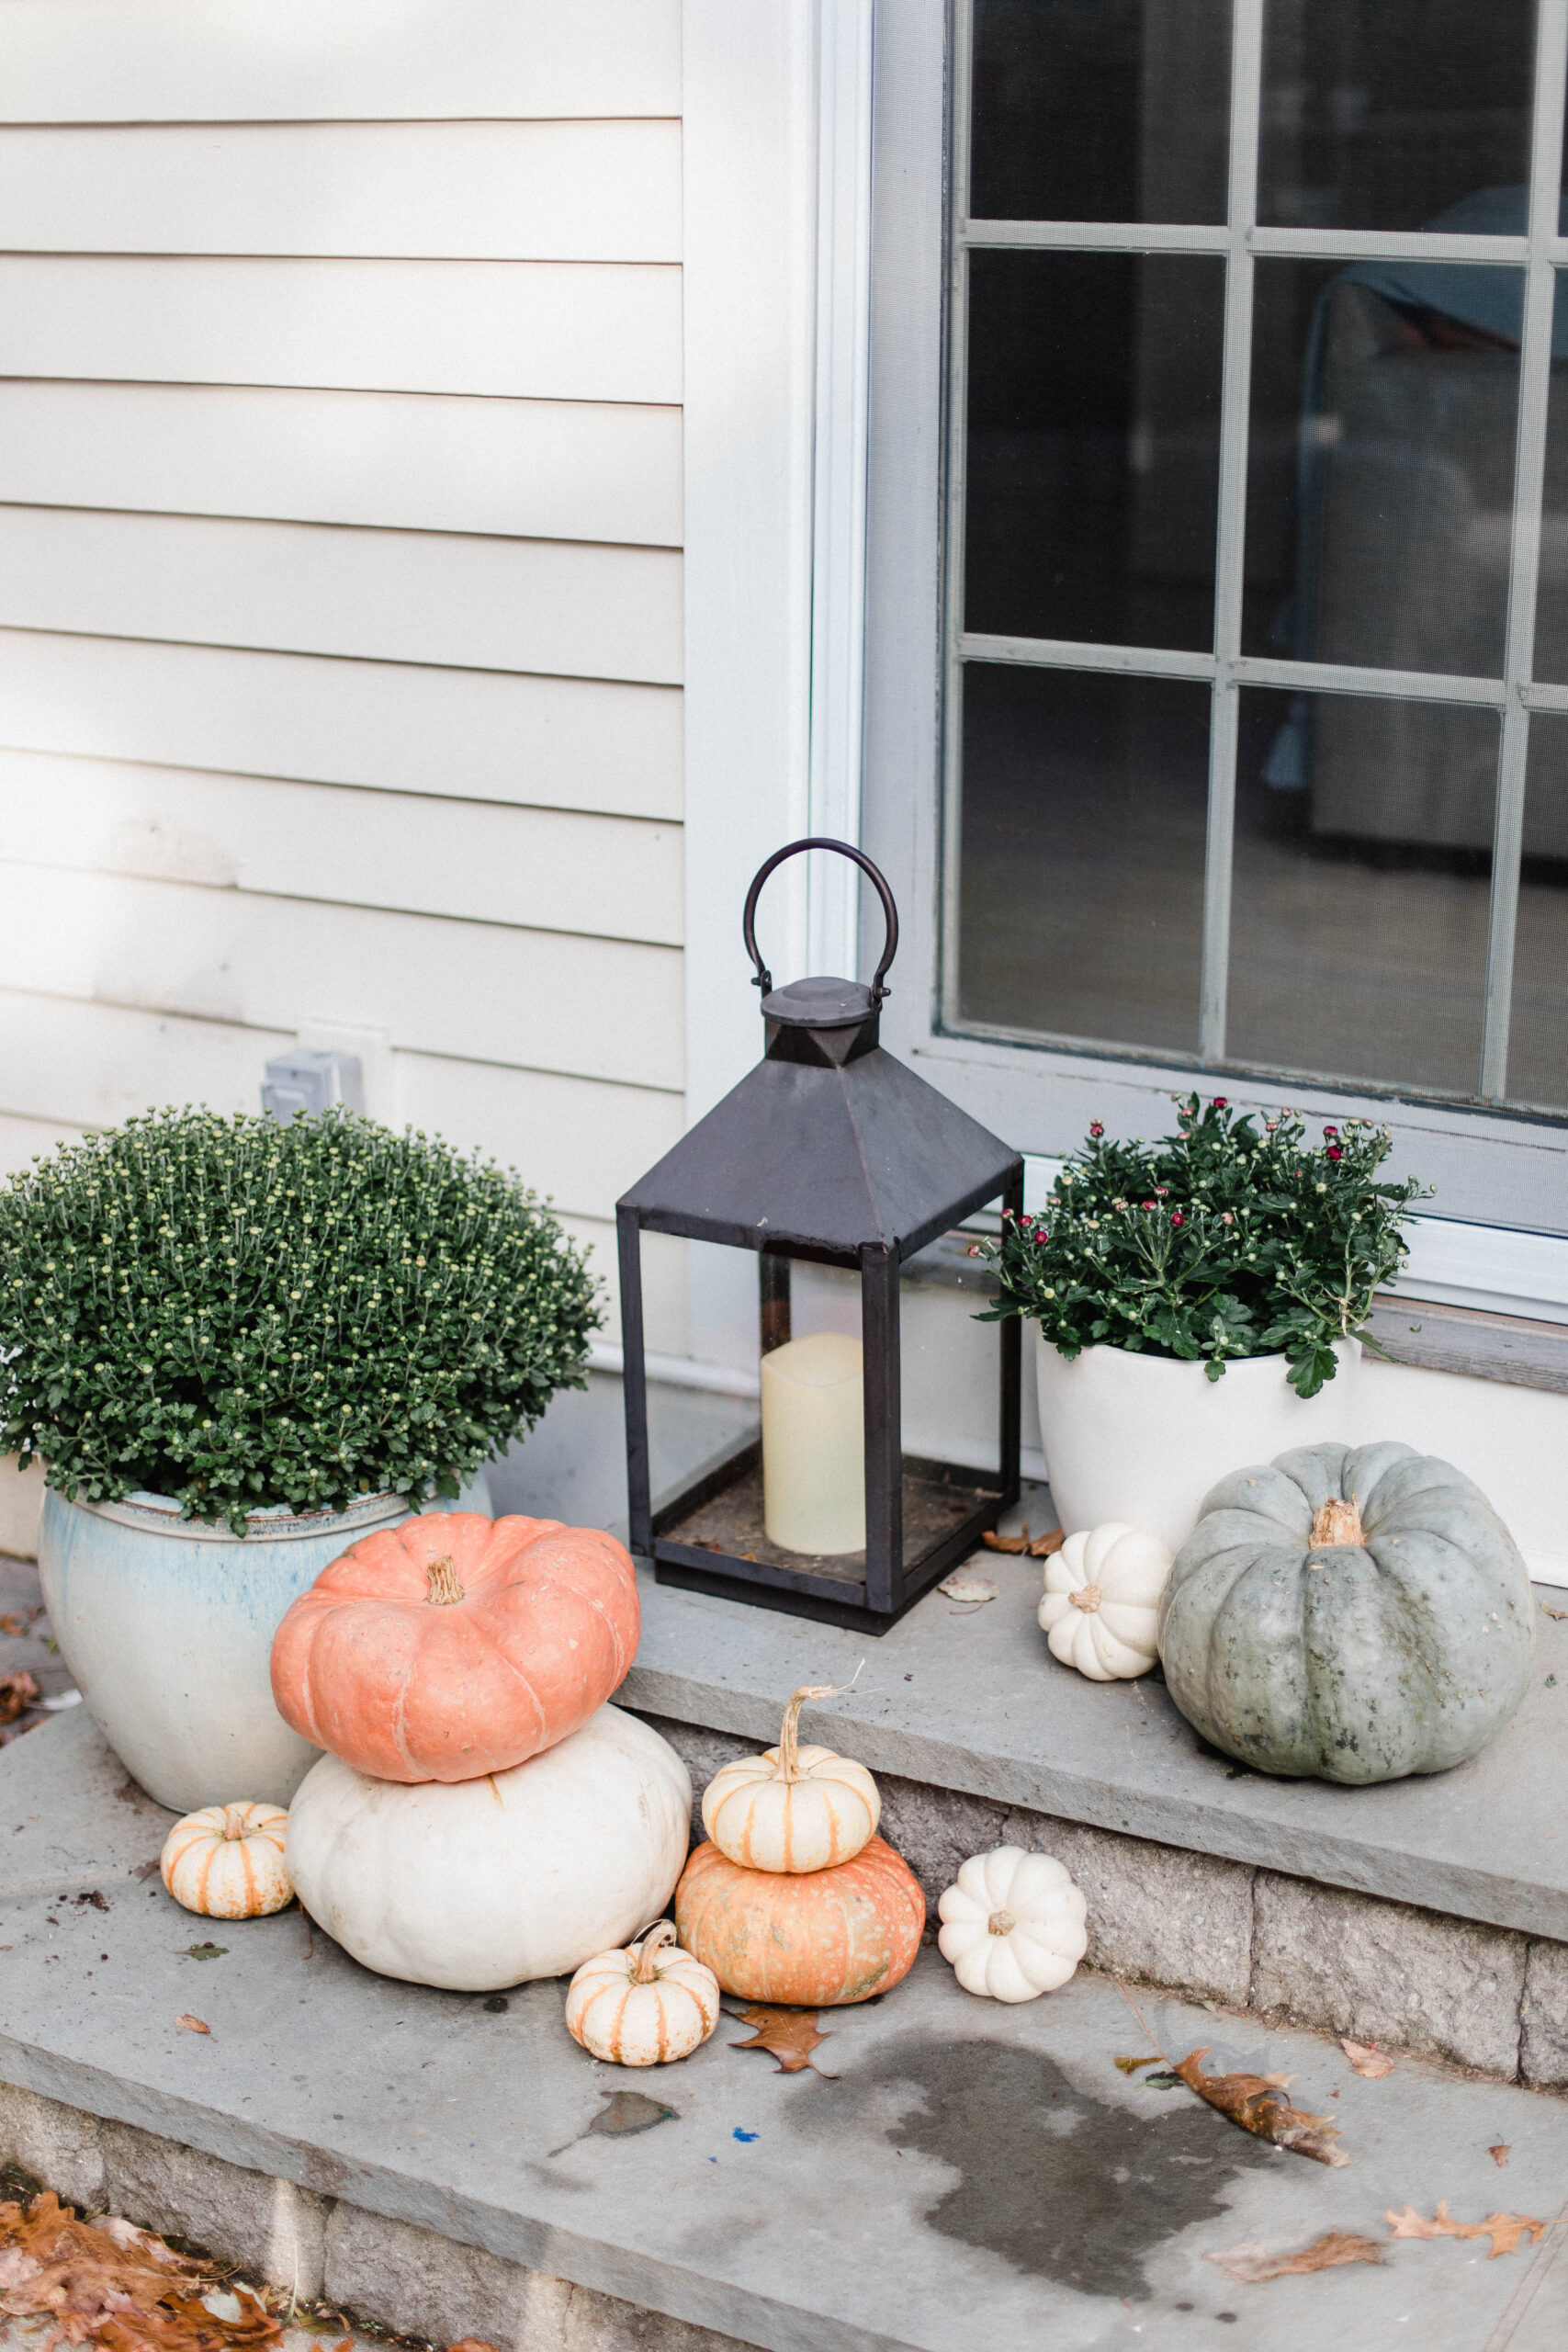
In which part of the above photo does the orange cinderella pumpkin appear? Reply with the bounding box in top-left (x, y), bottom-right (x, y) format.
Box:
top-left (674, 1834), bottom-right (925, 2007)
top-left (269, 1511), bottom-right (639, 1783)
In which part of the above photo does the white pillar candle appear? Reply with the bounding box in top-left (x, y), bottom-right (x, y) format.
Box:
top-left (761, 1329), bottom-right (866, 1555)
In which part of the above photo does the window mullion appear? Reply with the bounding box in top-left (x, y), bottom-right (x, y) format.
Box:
top-left (1481, 0), bottom-right (1568, 1102)
top-left (939, 0), bottom-right (976, 1034)
top-left (1200, 0), bottom-right (1264, 1064)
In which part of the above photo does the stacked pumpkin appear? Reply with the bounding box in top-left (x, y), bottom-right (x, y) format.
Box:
top-left (261, 1511), bottom-right (691, 1990)
top-left (673, 1683), bottom-right (926, 2007)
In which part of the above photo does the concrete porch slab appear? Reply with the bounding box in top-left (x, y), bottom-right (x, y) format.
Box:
top-left (617, 1486), bottom-right (1568, 1944)
top-left (4, 1712), bottom-right (1568, 2352)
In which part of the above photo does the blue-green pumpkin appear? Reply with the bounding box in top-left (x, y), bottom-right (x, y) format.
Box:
top-left (1156, 1440), bottom-right (1534, 1782)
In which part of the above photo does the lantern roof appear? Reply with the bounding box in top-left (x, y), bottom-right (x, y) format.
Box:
top-left (618, 1032), bottom-right (1020, 1261)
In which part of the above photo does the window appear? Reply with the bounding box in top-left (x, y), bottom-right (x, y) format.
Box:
top-left (862, 0), bottom-right (1568, 1242)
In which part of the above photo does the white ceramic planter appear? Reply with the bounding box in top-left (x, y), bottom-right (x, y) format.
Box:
top-left (1034, 1329), bottom-right (1360, 1557)
top-left (39, 1472), bottom-right (491, 1814)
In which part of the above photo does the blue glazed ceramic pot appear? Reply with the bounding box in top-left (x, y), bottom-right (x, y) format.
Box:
top-left (38, 1474), bottom-right (490, 1813)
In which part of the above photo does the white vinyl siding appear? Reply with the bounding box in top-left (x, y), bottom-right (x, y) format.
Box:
top-left (0, 0), bottom-right (684, 1338)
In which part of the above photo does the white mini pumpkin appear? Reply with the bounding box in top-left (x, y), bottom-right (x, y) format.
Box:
top-left (286, 1704), bottom-right (691, 1990)
top-left (565, 1919), bottom-right (720, 2066)
top-left (1038, 1521), bottom-right (1173, 1679)
top-left (936, 1846), bottom-right (1088, 2002)
top-left (161, 1802), bottom-right (292, 1919)
top-left (701, 1682), bottom-right (879, 1873)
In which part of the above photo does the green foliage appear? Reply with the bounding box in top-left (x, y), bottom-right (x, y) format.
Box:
top-left (978, 1094), bottom-right (1427, 1397)
top-left (0, 1107), bottom-right (602, 1530)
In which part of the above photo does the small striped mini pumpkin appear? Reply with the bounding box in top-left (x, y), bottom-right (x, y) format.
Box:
top-left (563, 1920), bottom-right (720, 2066)
top-left (161, 1802), bottom-right (293, 1919)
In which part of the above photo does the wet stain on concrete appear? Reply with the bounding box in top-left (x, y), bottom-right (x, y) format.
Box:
top-left (843, 2036), bottom-right (1274, 2301)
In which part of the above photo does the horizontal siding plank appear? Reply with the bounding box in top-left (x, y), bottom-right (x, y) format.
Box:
top-left (0, 257), bottom-right (682, 402)
top-left (0, 867), bottom-right (684, 1091)
top-left (0, 511), bottom-right (683, 684)
top-left (393, 1052), bottom-right (682, 1224)
top-left (0, 1), bottom-right (680, 123)
top-left (0, 383), bottom-right (682, 546)
top-left (0, 631), bottom-right (682, 819)
top-left (0, 1110), bottom-right (90, 1181)
top-left (0, 122), bottom-right (681, 261)
top-left (0, 751), bottom-right (683, 946)
top-left (0, 989), bottom-right (292, 1129)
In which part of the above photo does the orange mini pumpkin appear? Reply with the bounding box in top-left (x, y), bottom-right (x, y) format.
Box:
top-left (270, 1511), bottom-right (638, 1783)
top-left (674, 1834), bottom-right (925, 2007)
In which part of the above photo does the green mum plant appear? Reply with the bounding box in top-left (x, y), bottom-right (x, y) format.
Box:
top-left (978, 1093), bottom-right (1428, 1397)
top-left (0, 1107), bottom-right (602, 1532)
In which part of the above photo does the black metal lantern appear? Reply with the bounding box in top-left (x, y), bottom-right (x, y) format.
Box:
top-left (616, 838), bottom-right (1022, 1632)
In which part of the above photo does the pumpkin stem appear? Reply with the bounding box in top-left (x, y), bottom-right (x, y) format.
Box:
top-left (425, 1555), bottom-right (465, 1606)
top-left (631, 1920), bottom-right (679, 1981)
top-left (987, 1910), bottom-right (1016, 1937)
top-left (1068, 1584), bottom-right (1102, 1614)
top-left (773, 1662), bottom-right (863, 1781)
top-left (1309, 1494), bottom-right (1366, 1550)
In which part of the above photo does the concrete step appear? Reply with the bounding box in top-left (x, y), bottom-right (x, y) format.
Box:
top-left (619, 1484), bottom-right (1568, 2088)
top-left (5, 1711), bottom-right (1568, 2352)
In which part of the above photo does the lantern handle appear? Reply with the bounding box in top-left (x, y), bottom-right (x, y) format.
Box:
top-left (742, 838), bottom-right (899, 1001)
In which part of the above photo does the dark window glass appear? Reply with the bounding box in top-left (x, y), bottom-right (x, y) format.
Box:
top-left (956, 666), bottom-right (1209, 1055)
top-left (1508, 719), bottom-right (1568, 1110)
top-left (1243, 257), bottom-right (1523, 678)
top-left (1228, 689), bottom-right (1495, 1094)
top-left (1258, 0), bottom-right (1534, 233)
top-left (965, 250), bottom-right (1224, 651)
top-left (1525, 277), bottom-right (1568, 684)
top-left (970, 0), bottom-right (1232, 225)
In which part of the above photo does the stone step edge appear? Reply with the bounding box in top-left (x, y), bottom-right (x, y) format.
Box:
top-left (0, 2078), bottom-right (757, 2352)
top-left (633, 1713), bottom-right (1568, 2093)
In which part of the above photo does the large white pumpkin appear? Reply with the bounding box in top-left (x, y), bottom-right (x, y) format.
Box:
top-left (286, 1704), bottom-right (692, 1990)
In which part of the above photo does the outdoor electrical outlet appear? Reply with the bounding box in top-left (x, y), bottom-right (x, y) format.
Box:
top-left (261, 1049), bottom-right (366, 1121)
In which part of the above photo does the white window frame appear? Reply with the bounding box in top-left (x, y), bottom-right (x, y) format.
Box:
top-left (685, 0), bottom-right (1568, 1319)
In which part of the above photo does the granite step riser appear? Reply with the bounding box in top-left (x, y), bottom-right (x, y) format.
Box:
top-left (0, 2081), bottom-right (756, 2352)
top-left (638, 1714), bottom-right (1568, 2093)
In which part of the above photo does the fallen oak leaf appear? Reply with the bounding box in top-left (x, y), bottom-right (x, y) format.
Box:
top-left (1385, 2201), bottom-right (1545, 2259)
top-left (1173, 2048), bottom-right (1349, 2166)
top-left (1489, 2144), bottom-right (1511, 2167)
top-left (1206, 2230), bottom-right (1388, 2283)
top-left (982, 1529), bottom-right (1033, 1555)
top-left (1340, 2037), bottom-right (1394, 2078)
top-left (1028, 1527), bottom-right (1066, 1556)
top-left (176, 2014), bottom-right (210, 2034)
top-left (729, 2004), bottom-right (835, 2075)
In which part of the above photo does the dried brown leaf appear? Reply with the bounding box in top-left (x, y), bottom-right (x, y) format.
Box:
top-left (448, 2341), bottom-right (503, 2352)
top-left (1173, 2048), bottom-right (1349, 2166)
top-left (1385, 2202), bottom-right (1546, 2258)
top-left (1206, 2230), bottom-right (1388, 2283)
top-left (0, 2191), bottom-right (278, 2352)
top-left (175, 2014), bottom-right (210, 2035)
top-left (730, 2005), bottom-right (834, 2075)
top-left (1340, 2038), bottom-right (1395, 2078)
top-left (1028, 1527), bottom-right (1066, 1556)
top-left (0, 1671), bottom-right (40, 1724)
top-left (982, 1530), bottom-right (1032, 1555)
top-left (1489, 2144), bottom-right (1511, 2168)
top-left (981, 1524), bottom-right (1066, 1558)
top-left (1542, 1603), bottom-right (1567, 1620)
top-left (938, 1571), bottom-right (998, 1604)
top-left (1113, 2054), bottom-right (1163, 2075)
